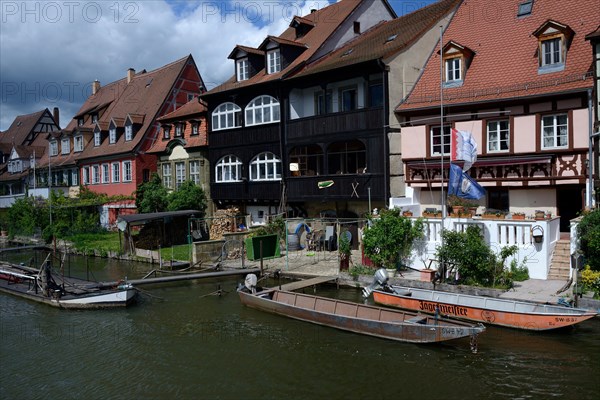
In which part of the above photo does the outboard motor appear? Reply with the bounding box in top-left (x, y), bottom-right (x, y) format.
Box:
top-left (238, 273), bottom-right (258, 294)
top-left (362, 268), bottom-right (389, 298)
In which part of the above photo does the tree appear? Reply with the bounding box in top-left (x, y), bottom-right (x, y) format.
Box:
top-left (577, 209), bottom-right (600, 271)
top-left (168, 180), bottom-right (207, 216)
top-left (362, 208), bottom-right (424, 270)
top-left (135, 173), bottom-right (168, 213)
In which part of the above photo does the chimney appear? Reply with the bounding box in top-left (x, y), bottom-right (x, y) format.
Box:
top-left (310, 8), bottom-right (316, 13)
top-left (127, 68), bottom-right (135, 84)
top-left (92, 79), bottom-right (100, 95)
top-left (52, 107), bottom-right (60, 127)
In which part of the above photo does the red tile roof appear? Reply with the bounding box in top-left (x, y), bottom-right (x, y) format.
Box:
top-left (69, 55), bottom-right (195, 160)
top-left (156, 97), bottom-right (207, 122)
top-left (292, 0), bottom-right (461, 79)
top-left (397, 0), bottom-right (599, 112)
top-left (204, 0), bottom-right (364, 95)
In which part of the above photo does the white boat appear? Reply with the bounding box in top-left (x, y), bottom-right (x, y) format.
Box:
top-left (0, 258), bottom-right (136, 309)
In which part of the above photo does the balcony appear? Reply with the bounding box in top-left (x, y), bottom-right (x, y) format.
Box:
top-left (287, 173), bottom-right (385, 201)
top-left (287, 107), bottom-right (384, 141)
top-left (211, 180), bottom-right (282, 202)
top-left (210, 124), bottom-right (280, 148)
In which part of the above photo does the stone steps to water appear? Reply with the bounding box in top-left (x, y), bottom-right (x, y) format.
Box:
top-left (548, 240), bottom-right (570, 280)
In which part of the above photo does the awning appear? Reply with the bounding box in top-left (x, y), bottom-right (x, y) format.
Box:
top-left (117, 209), bottom-right (202, 231)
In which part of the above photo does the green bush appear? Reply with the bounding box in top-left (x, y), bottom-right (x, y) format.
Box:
top-left (362, 209), bottom-right (424, 270)
top-left (435, 226), bottom-right (520, 288)
top-left (577, 209), bottom-right (600, 271)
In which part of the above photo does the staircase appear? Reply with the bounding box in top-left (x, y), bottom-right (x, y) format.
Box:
top-left (548, 240), bottom-right (571, 280)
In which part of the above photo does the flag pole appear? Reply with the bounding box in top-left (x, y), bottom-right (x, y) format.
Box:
top-left (439, 25), bottom-right (446, 281)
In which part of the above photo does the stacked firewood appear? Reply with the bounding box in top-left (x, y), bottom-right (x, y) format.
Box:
top-left (209, 207), bottom-right (241, 240)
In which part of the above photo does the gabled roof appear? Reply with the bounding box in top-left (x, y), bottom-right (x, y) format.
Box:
top-left (292, 0), bottom-right (461, 79)
top-left (71, 55), bottom-right (196, 160)
top-left (258, 35), bottom-right (308, 50)
top-left (204, 0), bottom-right (365, 95)
top-left (228, 45), bottom-right (265, 59)
top-left (0, 109), bottom-right (52, 146)
top-left (397, 0), bottom-right (598, 112)
top-left (156, 97), bottom-right (207, 123)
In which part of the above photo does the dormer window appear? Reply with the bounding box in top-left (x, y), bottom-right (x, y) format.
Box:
top-left (109, 127), bottom-right (117, 144)
top-left (191, 122), bottom-right (199, 136)
top-left (237, 58), bottom-right (249, 81)
top-left (74, 135), bottom-right (83, 152)
top-left (175, 123), bottom-right (184, 137)
top-left (61, 138), bottom-right (70, 154)
top-left (50, 140), bottom-right (58, 156)
top-left (267, 49), bottom-right (281, 74)
top-left (125, 124), bottom-right (133, 141)
top-left (94, 131), bottom-right (101, 146)
top-left (533, 20), bottom-right (573, 74)
top-left (445, 57), bottom-right (461, 82)
top-left (77, 118), bottom-right (84, 126)
top-left (91, 114), bottom-right (98, 124)
top-left (441, 41), bottom-right (474, 88)
top-left (163, 125), bottom-right (171, 139)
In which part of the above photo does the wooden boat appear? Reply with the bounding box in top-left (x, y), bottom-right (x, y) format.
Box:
top-left (0, 260), bottom-right (136, 309)
top-left (372, 286), bottom-right (598, 331)
top-left (239, 288), bottom-right (485, 344)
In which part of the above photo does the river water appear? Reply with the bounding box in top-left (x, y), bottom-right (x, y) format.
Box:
top-left (1, 252), bottom-right (599, 399)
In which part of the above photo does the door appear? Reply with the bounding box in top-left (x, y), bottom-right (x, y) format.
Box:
top-left (557, 185), bottom-right (584, 232)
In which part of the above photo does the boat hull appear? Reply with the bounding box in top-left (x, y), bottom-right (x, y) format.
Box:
top-left (239, 289), bottom-right (484, 344)
top-left (373, 287), bottom-right (597, 331)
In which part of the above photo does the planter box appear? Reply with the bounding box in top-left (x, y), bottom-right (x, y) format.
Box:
top-left (245, 234), bottom-right (280, 261)
top-left (420, 269), bottom-right (436, 282)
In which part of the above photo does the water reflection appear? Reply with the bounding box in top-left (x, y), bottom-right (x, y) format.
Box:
top-left (1, 252), bottom-right (599, 399)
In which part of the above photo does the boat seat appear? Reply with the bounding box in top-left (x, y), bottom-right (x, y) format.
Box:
top-left (406, 315), bottom-right (428, 324)
top-left (394, 290), bottom-right (412, 296)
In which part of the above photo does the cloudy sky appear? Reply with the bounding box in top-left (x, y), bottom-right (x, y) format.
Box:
top-left (0, 0), bottom-right (436, 131)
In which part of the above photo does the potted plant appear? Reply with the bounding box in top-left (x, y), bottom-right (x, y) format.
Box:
top-left (402, 209), bottom-right (413, 217)
top-left (535, 210), bottom-right (545, 220)
top-left (338, 231), bottom-right (351, 271)
top-left (512, 212), bottom-right (526, 220)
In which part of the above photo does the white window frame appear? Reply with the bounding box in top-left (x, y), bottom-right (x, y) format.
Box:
top-left (175, 161), bottom-right (186, 188)
top-left (245, 95), bottom-right (280, 126)
top-left (61, 138), bottom-right (70, 155)
top-left (430, 126), bottom-right (451, 156)
top-left (71, 169), bottom-right (79, 186)
top-left (109, 127), bottom-right (117, 144)
top-left (94, 131), bottom-right (101, 146)
top-left (162, 163), bottom-right (172, 189)
top-left (125, 124), bottom-right (133, 141)
top-left (215, 155), bottom-right (242, 183)
top-left (111, 162), bottom-right (120, 183)
top-left (175, 123), bottom-right (184, 137)
top-left (122, 160), bottom-right (132, 182)
top-left (101, 163), bottom-right (109, 183)
top-left (163, 125), bottom-right (171, 139)
top-left (487, 120), bottom-right (510, 153)
top-left (237, 58), bottom-right (249, 81)
top-left (541, 37), bottom-right (562, 67)
top-left (49, 140), bottom-right (58, 156)
top-left (250, 152), bottom-right (281, 181)
top-left (74, 135), bottom-right (83, 152)
top-left (212, 102), bottom-right (241, 131)
top-left (189, 160), bottom-right (200, 185)
top-left (92, 165), bottom-right (100, 184)
top-left (445, 57), bottom-right (461, 82)
top-left (541, 114), bottom-right (568, 149)
top-left (82, 167), bottom-right (90, 185)
top-left (191, 123), bottom-right (199, 136)
top-left (267, 49), bottom-right (281, 74)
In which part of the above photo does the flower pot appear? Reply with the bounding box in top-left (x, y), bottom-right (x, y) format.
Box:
top-left (512, 214), bottom-right (525, 220)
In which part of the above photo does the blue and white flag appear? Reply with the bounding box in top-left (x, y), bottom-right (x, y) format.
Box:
top-left (448, 163), bottom-right (486, 200)
top-left (451, 128), bottom-right (477, 172)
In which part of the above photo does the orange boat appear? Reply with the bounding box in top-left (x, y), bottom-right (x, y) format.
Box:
top-left (370, 285), bottom-right (597, 331)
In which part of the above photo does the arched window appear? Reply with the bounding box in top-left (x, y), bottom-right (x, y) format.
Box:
top-left (250, 152), bottom-right (281, 181)
top-left (327, 140), bottom-right (366, 175)
top-left (212, 102), bottom-right (241, 131)
top-left (215, 155), bottom-right (242, 183)
top-left (245, 95), bottom-right (280, 126)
